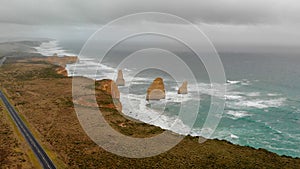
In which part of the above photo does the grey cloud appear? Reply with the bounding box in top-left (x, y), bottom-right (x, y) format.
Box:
top-left (1, 0), bottom-right (300, 53)
top-left (0, 0), bottom-right (300, 25)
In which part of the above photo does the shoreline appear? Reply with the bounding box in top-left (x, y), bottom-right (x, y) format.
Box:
top-left (66, 56), bottom-right (299, 158)
top-left (15, 55), bottom-right (300, 159)
top-left (0, 55), bottom-right (300, 168)
top-left (0, 39), bottom-right (298, 158)
top-left (6, 43), bottom-right (298, 159)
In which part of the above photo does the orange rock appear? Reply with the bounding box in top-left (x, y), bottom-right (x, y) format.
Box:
top-left (95, 79), bottom-right (122, 112)
top-left (55, 67), bottom-right (68, 77)
top-left (96, 79), bottom-right (120, 99)
top-left (146, 77), bottom-right (166, 100)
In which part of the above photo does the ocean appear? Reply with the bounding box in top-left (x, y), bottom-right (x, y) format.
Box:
top-left (37, 40), bottom-right (300, 158)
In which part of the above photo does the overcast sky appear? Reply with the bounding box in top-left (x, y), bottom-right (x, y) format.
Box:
top-left (1, 0), bottom-right (300, 53)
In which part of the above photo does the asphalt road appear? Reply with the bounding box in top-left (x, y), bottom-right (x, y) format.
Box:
top-left (0, 91), bottom-right (56, 169)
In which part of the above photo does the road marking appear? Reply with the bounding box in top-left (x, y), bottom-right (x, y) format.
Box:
top-left (0, 91), bottom-right (56, 169)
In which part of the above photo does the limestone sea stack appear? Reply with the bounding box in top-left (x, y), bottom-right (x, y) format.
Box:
top-left (178, 81), bottom-right (188, 94)
top-left (146, 77), bottom-right (166, 100)
top-left (116, 69), bottom-right (125, 86)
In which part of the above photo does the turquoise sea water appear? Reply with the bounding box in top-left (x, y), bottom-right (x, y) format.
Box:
top-left (115, 62), bottom-right (300, 157)
top-left (40, 40), bottom-right (300, 157)
top-left (216, 53), bottom-right (300, 157)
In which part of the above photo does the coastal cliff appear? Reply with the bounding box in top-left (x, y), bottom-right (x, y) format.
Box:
top-left (0, 56), bottom-right (299, 168)
top-left (95, 79), bottom-right (122, 112)
top-left (30, 56), bottom-right (78, 67)
top-left (96, 79), bottom-right (120, 99)
top-left (29, 56), bottom-right (78, 77)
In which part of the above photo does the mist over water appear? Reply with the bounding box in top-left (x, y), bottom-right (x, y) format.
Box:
top-left (34, 40), bottom-right (77, 56)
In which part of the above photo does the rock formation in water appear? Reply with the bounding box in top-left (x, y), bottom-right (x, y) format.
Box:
top-left (116, 69), bottom-right (125, 86)
top-left (146, 77), bottom-right (166, 100)
top-left (178, 81), bottom-right (188, 94)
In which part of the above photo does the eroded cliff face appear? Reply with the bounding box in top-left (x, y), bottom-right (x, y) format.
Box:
top-left (30, 56), bottom-right (78, 77)
top-left (96, 79), bottom-right (120, 99)
top-left (178, 81), bottom-right (188, 94)
top-left (116, 70), bottom-right (125, 86)
top-left (55, 67), bottom-right (68, 77)
top-left (146, 77), bottom-right (165, 100)
top-left (95, 79), bottom-right (122, 112)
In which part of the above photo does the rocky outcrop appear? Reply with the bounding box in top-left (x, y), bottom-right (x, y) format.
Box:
top-left (28, 56), bottom-right (77, 77)
top-left (116, 70), bottom-right (125, 86)
top-left (95, 79), bottom-right (122, 112)
top-left (55, 67), bottom-right (68, 77)
top-left (178, 81), bottom-right (188, 94)
top-left (96, 79), bottom-right (120, 99)
top-left (146, 77), bottom-right (166, 100)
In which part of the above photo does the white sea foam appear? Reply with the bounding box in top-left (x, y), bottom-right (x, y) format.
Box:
top-left (165, 91), bottom-right (197, 102)
top-left (120, 92), bottom-right (192, 135)
top-left (189, 127), bottom-right (214, 137)
top-left (128, 81), bottom-right (149, 85)
top-left (241, 79), bottom-right (251, 86)
top-left (195, 128), bottom-right (240, 141)
top-left (66, 60), bottom-right (117, 79)
top-left (227, 97), bottom-right (286, 109)
top-left (226, 110), bottom-right (251, 119)
top-left (226, 79), bottom-right (251, 86)
top-left (128, 77), bottom-right (153, 83)
top-left (226, 80), bottom-right (241, 85)
top-left (171, 82), bottom-right (225, 99)
top-left (265, 145), bottom-right (300, 154)
top-left (34, 40), bottom-right (76, 56)
top-left (230, 134), bottom-right (239, 139)
top-left (246, 92), bottom-right (261, 97)
top-left (225, 95), bottom-right (243, 100)
top-left (267, 93), bottom-right (281, 97)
